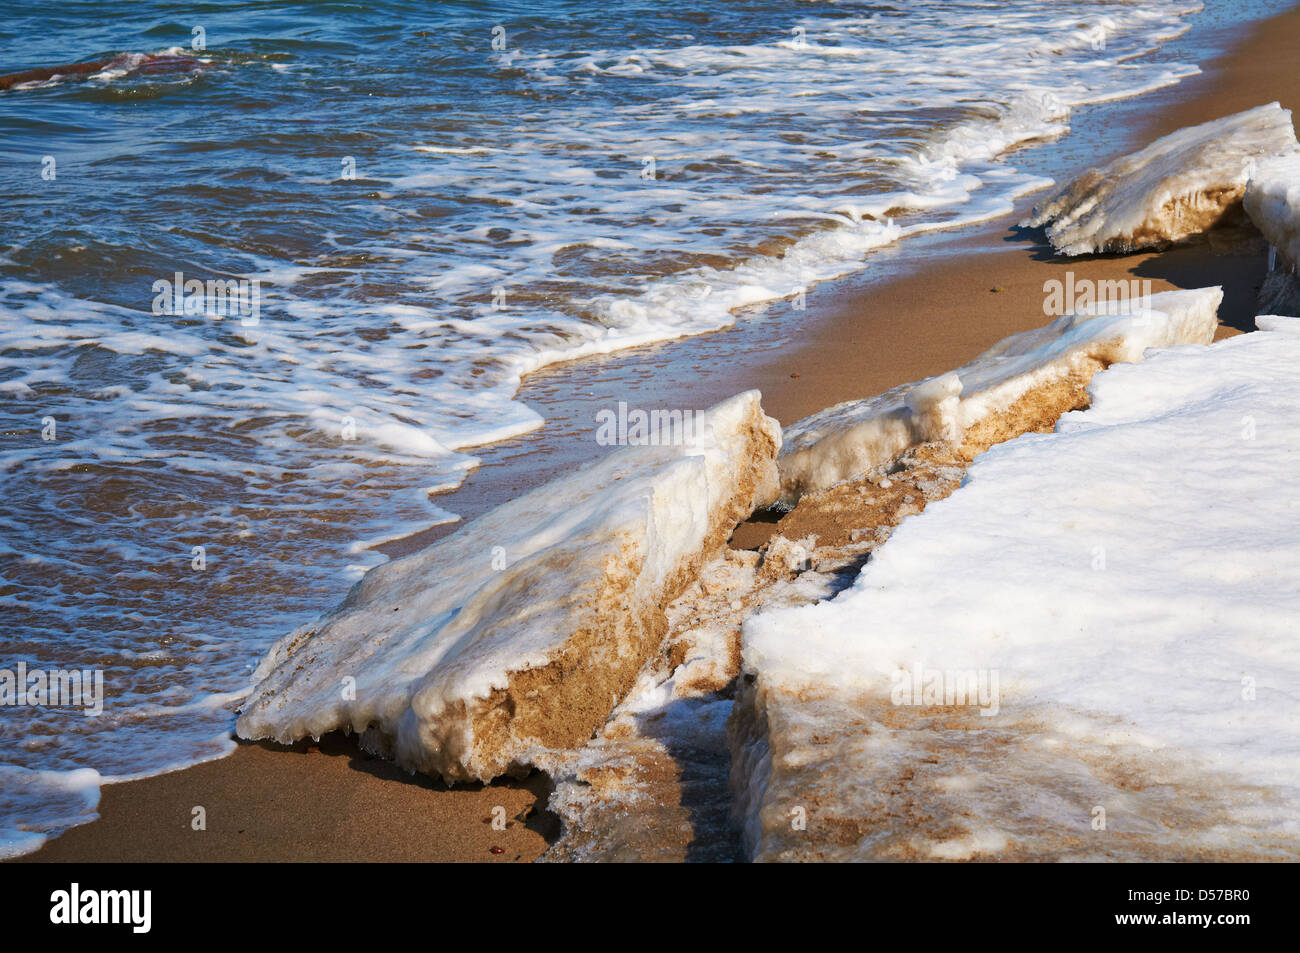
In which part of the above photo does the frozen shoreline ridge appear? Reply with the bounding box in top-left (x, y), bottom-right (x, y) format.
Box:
top-left (237, 290), bottom-right (1223, 814)
top-left (1024, 103), bottom-right (1299, 255)
top-left (776, 288), bottom-right (1222, 505)
top-left (535, 290), bottom-right (1224, 859)
top-left (237, 392), bottom-right (780, 782)
top-left (732, 316), bottom-right (1300, 861)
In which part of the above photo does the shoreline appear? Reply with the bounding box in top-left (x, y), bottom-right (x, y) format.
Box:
top-left (731, 3), bottom-right (1300, 433)
top-left (15, 2), bottom-right (1300, 863)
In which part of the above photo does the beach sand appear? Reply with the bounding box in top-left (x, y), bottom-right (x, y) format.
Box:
top-left (15, 3), bottom-right (1300, 863)
top-left (15, 733), bottom-right (556, 863)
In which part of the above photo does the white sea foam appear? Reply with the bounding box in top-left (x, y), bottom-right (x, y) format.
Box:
top-left (0, 766), bottom-right (101, 859)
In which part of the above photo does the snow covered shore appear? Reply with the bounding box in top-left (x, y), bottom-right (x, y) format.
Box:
top-left (732, 317), bottom-right (1300, 861)
top-left (535, 289), bottom-right (1226, 859)
top-left (1024, 103), bottom-right (1298, 255)
top-left (237, 391), bottom-right (780, 782)
top-left (236, 282), bottom-right (1235, 852)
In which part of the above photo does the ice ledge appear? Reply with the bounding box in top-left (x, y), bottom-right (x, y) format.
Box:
top-left (1024, 103), bottom-right (1299, 256)
top-left (775, 287), bottom-right (1222, 506)
top-left (237, 390), bottom-right (781, 782)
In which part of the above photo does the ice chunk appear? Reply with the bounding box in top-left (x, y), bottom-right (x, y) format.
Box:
top-left (1024, 103), bottom-right (1299, 255)
top-left (237, 391), bottom-right (781, 782)
top-left (1256, 313), bottom-right (1300, 333)
top-left (776, 287), bottom-right (1221, 505)
top-left (734, 322), bottom-right (1300, 861)
top-left (1247, 153), bottom-right (1300, 270)
top-left (1245, 153), bottom-right (1300, 314)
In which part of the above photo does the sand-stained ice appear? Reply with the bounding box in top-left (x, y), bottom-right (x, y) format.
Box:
top-left (776, 287), bottom-right (1221, 505)
top-left (237, 391), bottom-right (780, 782)
top-left (732, 317), bottom-right (1300, 861)
top-left (1024, 103), bottom-right (1298, 255)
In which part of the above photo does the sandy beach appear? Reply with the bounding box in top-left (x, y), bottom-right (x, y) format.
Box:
top-left (13, 2), bottom-right (1300, 864)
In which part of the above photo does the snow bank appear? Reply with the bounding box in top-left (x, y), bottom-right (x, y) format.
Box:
top-left (734, 318), bottom-right (1300, 861)
top-left (1024, 103), bottom-right (1299, 255)
top-left (237, 391), bottom-right (780, 782)
top-left (1245, 153), bottom-right (1300, 315)
top-left (776, 287), bottom-right (1221, 505)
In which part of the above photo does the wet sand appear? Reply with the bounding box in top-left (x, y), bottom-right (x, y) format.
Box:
top-left (16, 734), bottom-right (555, 863)
top-left (15, 3), bottom-right (1300, 863)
